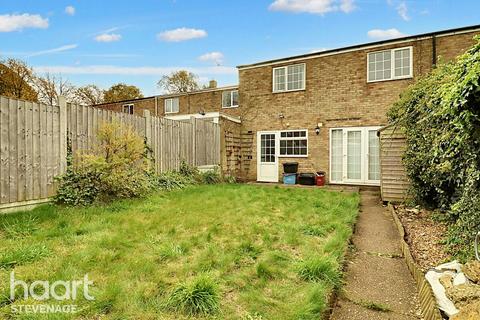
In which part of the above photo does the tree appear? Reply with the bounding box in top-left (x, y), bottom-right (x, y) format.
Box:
top-left (34, 73), bottom-right (76, 105)
top-left (103, 83), bottom-right (143, 103)
top-left (74, 85), bottom-right (104, 105)
top-left (0, 58), bottom-right (38, 102)
top-left (157, 70), bottom-right (200, 93)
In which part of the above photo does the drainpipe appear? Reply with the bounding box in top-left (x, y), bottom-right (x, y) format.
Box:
top-left (432, 35), bottom-right (437, 68)
top-left (155, 96), bottom-right (158, 116)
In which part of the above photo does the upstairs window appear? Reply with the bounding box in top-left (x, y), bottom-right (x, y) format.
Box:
top-left (122, 104), bottom-right (134, 114)
top-left (279, 130), bottom-right (308, 157)
top-left (273, 63), bottom-right (305, 92)
top-left (165, 98), bottom-right (179, 114)
top-left (368, 47), bottom-right (412, 82)
top-left (222, 90), bottom-right (239, 108)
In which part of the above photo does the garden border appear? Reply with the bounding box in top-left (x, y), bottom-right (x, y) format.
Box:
top-left (388, 204), bottom-right (443, 320)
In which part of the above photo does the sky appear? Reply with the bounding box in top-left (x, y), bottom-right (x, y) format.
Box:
top-left (1, 0), bottom-right (479, 96)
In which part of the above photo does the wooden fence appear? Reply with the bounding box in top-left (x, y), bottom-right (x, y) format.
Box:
top-left (0, 96), bottom-right (220, 208)
top-left (379, 124), bottom-right (410, 203)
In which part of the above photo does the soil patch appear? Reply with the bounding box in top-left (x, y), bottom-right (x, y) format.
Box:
top-left (395, 205), bottom-right (452, 271)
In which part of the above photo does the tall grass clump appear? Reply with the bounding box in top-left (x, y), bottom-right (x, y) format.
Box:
top-left (297, 256), bottom-right (342, 288)
top-left (164, 275), bottom-right (220, 316)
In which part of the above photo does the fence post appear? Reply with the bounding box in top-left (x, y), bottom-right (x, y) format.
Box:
top-left (58, 96), bottom-right (67, 173)
top-left (144, 110), bottom-right (152, 146)
top-left (191, 116), bottom-right (196, 166)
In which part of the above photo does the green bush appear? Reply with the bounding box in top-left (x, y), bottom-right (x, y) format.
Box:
top-left (389, 36), bottom-right (480, 258)
top-left (55, 122), bottom-right (156, 205)
top-left (164, 275), bottom-right (219, 315)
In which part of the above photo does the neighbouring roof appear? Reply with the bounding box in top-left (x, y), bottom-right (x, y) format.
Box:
top-left (237, 24), bottom-right (480, 70)
top-left (93, 84), bottom-right (239, 106)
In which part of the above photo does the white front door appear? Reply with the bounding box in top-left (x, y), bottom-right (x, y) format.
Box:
top-left (257, 132), bottom-right (279, 182)
top-left (330, 127), bottom-right (380, 185)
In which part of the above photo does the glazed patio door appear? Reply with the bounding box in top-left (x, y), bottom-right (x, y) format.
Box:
top-left (330, 127), bottom-right (380, 185)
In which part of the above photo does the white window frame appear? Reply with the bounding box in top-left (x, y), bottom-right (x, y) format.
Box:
top-left (278, 129), bottom-right (308, 158)
top-left (122, 104), bottom-right (134, 114)
top-left (367, 46), bottom-right (413, 83)
top-left (164, 98), bottom-right (179, 114)
top-left (272, 63), bottom-right (306, 93)
top-left (222, 90), bottom-right (239, 109)
top-left (328, 126), bottom-right (381, 186)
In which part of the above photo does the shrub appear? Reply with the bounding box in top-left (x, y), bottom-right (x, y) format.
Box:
top-left (297, 256), bottom-right (341, 288)
top-left (55, 122), bottom-right (156, 205)
top-left (164, 275), bottom-right (219, 315)
top-left (388, 36), bottom-right (480, 257)
top-left (157, 171), bottom-right (196, 191)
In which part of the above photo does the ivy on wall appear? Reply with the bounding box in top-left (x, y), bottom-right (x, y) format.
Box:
top-left (388, 36), bottom-right (480, 259)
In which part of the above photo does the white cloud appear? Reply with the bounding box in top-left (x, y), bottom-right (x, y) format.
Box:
top-left (28, 44), bottom-right (78, 57)
top-left (65, 6), bottom-right (75, 16)
top-left (157, 28), bottom-right (207, 42)
top-left (32, 65), bottom-right (236, 76)
top-left (269, 0), bottom-right (355, 15)
top-left (396, 1), bottom-right (409, 21)
top-left (94, 33), bottom-right (122, 42)
top-left (198, 52), bottom-right (224, 64)
top-left (0, 13), bottom-right (49, 32)
top-left (367, 28), bottom-right (407, 40)
top-left (340, 0), bottom-right (355, 13)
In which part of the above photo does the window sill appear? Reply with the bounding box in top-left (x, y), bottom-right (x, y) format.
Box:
top-left (272, 88), bottom-right (306, 94)
top-left (222, 105), bottom-right (239, 109)
top-left (165, 111), bottom-right (179, 114)
top-left (278, 155), bottom-right (308, 158)
top-left (367, 75), bottom-right (413, 84)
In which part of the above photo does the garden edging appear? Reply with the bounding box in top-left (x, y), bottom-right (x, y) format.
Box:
top-left (388, 204), bottom-right (443, 320)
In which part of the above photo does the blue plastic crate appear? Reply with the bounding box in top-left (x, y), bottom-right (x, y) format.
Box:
top-left (283, 173), bottom-right (296, 185)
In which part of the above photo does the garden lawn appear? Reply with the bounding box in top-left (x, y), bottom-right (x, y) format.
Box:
top-left (0, 184), bottom-right (359, 319)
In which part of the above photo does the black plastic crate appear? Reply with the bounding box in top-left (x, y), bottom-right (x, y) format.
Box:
top-left (298, 173), bottom-right (316, 185)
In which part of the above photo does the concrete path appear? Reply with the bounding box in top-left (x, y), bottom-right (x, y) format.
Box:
top-left (330, 190), bottom-right (422, 320)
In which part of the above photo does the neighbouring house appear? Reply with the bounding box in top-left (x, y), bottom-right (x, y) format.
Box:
top-left (94, 80), bottom-right (241, 124)
top-left (94, 24), bottom-right (480, 186)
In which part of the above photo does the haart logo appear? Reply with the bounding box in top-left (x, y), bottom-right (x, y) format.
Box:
top-left (9, 272), bottom-right (94, 314)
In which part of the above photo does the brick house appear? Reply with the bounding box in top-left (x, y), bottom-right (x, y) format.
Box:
top-left (94, 25), bottom-right (480, 186)
top-left (94, 81), bottom-right (241, 123)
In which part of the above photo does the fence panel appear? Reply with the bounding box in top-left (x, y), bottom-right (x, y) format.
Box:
top-left (0, 96), bottom-right (221, 207)
top-left (0, 97), bottom-right (62, 205)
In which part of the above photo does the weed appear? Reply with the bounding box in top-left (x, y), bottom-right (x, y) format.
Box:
top-left (297, 256), bottom-right (342, 288)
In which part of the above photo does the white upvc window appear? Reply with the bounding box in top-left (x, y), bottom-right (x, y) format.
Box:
top-left (367, 46), bottom-right (413, 82)
top-left (165, 98), bottom-right (179, 114)
top-left (122, 104), bottom-right (134, 114)
top-left (273, 63), bottom-right (306, 92)
top-left (222, 90), bottom-right (239, 108)
top-left (279, 129), bottom-right (308, 157)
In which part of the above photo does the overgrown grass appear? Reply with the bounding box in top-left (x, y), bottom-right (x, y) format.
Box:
top-left (0, 184), bottom-right (359, 319)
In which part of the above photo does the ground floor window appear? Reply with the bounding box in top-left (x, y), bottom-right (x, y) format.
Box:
top-left (279, 130), bottom-right (308, 156)
top-left (329, 127), bottom-right (380, 185)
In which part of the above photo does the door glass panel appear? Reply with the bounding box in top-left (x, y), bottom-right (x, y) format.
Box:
top-left (368, 130), bottom-right (380, 180)
top-left (347, 131), bottom-right (362, 180)
top-left (331, 129), bottom-right (343, 181)
top-left (260, 134), bottom-right (275, 163)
